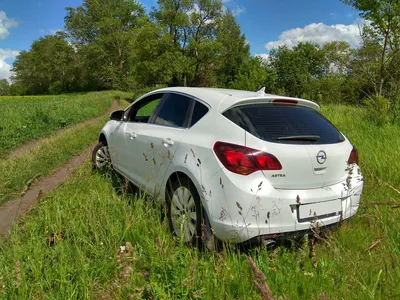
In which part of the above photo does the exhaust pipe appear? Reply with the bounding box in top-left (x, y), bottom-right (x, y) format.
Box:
top-left (261, 239), bottom-right (276, 248)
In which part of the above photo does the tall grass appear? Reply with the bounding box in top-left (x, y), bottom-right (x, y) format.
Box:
top-left (0, 104), bottom-right (399, 299)
top-left (0, 91), bottom-right (129, 158)
top-left (0, 164), bottom-right (263, 299)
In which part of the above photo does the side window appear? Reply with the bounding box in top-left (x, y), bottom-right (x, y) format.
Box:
top-left (127, 94), bottom-right (164, 123)
top-left (190, 101), bottom-right (209, 127)
top-left (154, 94), bottom-right (192, 128)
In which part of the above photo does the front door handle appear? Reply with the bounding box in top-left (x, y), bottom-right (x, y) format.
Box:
top-left (162, 138), bottom-right (174, 146)
top-left (129, 132), bottom-right (137, 139)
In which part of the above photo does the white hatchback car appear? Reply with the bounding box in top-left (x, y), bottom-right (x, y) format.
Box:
top-left (93, 87), bottom-right (363, 246)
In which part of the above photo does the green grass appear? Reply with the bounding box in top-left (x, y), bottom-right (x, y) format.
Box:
top-left (0, 104), bottom-right (399, 299)
top-left (0, 91), bottom-right (130, 158)
top-left (0, 164), bottom-right (263, 299)
top-left (0, 100), bottom-right (130, 206)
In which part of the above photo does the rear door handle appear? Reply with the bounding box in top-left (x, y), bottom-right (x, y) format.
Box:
top-left (127, 132), bottom-right (137, 139)
top-left (162, 138), bottom-right (174, 146)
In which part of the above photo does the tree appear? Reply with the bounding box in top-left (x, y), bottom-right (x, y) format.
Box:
top-left (151, 0), bottom-right (225, 87)
top-left (322, 41), bottom-right (353, 75)
top-left (215, 10), bottom-right (250, 88)
top-left (151, 0), bottom-right (193, 86)
top-left (269, 42), bottom-right (324, 99)
top-left (65, 0), bottom-right (146, 90)
top-left (12, 35), bottom-right (76, 94)
top-left (10, 0), bottom-right (253, 93)
top-left (0, 79), bottom-right (10, 95)
top-left (229, 57), bottom-right (268, 91)
top-left (129, 20), bottom-right (175, 86)
top-left (186, 0), bottom-right (223, 86)
top-left (341, 0), bottom-right (400, 96)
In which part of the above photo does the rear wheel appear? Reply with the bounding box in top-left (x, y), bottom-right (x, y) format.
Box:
top-left (92, 141), bottom-right (111, 171)
top-left (166, 177), bottom-right (202, 246)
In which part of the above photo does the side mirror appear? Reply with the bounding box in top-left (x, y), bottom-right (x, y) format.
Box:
top-left (110, 110), bottom-right (124, 121)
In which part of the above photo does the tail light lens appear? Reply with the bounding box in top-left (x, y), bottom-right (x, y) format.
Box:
top-left (213, 142), bottom-right (282, 175)
top-left (272, 99), bottom-right (298, 105)
top-left (348, 146), bottom-right (359, 165)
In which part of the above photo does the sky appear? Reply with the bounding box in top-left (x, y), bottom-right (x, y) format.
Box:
top-left (0, 0), bottom-right (361, 80)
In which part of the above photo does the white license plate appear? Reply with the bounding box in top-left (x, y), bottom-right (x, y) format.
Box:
top-left (299, 200), bottom-right (341, 220)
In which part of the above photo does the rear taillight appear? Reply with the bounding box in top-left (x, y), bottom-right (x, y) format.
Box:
top-left (213, 142), bottom-right (282, 175)
top-left (348, 146), bottom-right (359, 165)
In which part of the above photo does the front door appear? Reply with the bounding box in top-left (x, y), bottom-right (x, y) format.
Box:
top-left (113, 93), bottom-right (165, 186)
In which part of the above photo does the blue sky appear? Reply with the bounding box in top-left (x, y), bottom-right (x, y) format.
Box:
top-left (0, 0), bottom-right (360, 80)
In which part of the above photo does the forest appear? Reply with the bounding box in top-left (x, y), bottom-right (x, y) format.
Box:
top-left (1, 0), bottom-right (400, 125)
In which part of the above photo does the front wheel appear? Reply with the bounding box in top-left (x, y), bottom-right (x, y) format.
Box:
top-left (92, 141), bottom-right (111, 171)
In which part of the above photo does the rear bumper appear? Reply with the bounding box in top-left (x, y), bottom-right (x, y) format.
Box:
top-left (204, 165), bottom-right (363, 243)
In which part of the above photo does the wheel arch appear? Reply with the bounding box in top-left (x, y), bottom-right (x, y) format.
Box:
top-left (98, 132), bottom-right (107, 144)
top-left (163, 168), bottom-right (209, 216)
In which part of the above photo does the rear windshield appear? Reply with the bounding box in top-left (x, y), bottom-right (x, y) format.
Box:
top-left (223, 104), bottom-right (344, 144)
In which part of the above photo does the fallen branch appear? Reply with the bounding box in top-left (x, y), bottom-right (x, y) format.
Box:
top-left (379, 180), bottom-right (400, 195)
top-left (367, 239), bottom-right (381, 252)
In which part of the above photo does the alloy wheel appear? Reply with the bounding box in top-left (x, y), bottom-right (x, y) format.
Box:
top-left (95, 145), bottom-right (111, 169)
top-left (170, 186), bottom-right (197, 242)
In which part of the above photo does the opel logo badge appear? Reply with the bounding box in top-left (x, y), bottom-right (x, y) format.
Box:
top-left (316, 150), bottom-right (327, 164)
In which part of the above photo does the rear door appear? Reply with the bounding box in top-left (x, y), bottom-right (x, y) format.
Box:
top-left (224, 103), bottom-right (352, 189)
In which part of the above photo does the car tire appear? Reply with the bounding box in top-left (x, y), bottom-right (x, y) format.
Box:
top-left (166, 177), bottom-right (203, 247)
top-left (92, 141), bottom-right (111, 172)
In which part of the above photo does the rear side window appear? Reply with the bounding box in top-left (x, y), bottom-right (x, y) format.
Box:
top-left (223, 104), bottom-right (344, 144)
top-left (154, 93), bottom-right (192, 128)
top-left (190, 101), bottom-right (209, 127)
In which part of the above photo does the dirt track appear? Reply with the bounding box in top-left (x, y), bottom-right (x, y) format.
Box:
top-left (0, 100), bottom-right (119, 239)
top-left (0, 144), bottom-right (95, 239)
top-left (7, 100), bottom-right (119, 159)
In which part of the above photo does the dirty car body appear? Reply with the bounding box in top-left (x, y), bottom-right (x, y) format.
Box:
top-left (95, 87), bottom-right (364, 244)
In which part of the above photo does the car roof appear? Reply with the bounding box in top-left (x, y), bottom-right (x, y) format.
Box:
top-left (145, 87), bottom-right (320, 112)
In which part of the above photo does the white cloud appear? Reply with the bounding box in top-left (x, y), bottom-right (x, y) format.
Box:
top-left (0, 49), bottom-right (20, 80)
top-left (265, 22), bottom-right (362, 50)
top-left (0, 11), bottom-right (18, 40)
top-left (255, 53), bottom-right (270, 62)
top-left (222, 0), bottom-right (231, 3)
top-left (232, 5), bottom-right (245, 16)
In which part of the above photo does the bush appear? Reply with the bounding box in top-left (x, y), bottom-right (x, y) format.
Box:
top-left (364, 94), bottom-right (390, 125)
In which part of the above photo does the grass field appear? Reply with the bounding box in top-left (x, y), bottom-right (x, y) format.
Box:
top-left (0, 99), bottom-right (130, 207)
top-left (0, 91), bottom-right (131, 158)
top-left (0, 103), bottom-right (399, 299)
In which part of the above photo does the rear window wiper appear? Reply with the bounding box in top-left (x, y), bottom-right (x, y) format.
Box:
top-left (277, 135), bottom-right (320, 142)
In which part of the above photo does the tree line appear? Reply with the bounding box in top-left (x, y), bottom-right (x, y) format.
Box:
top-left (2, 0), bottom-right (399, 124)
